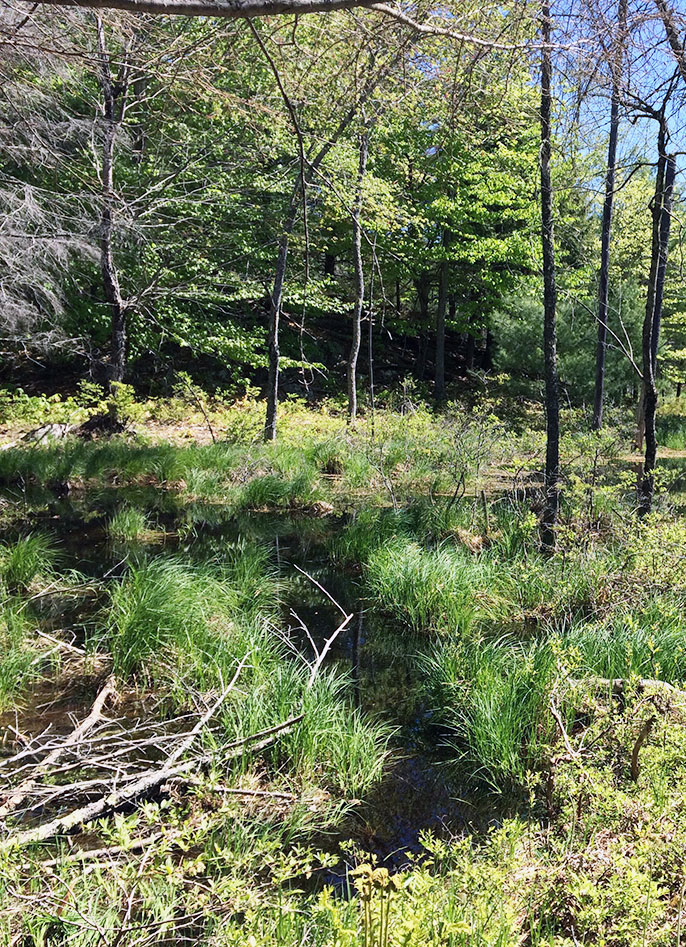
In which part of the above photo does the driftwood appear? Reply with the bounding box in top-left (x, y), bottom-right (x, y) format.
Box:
top-left (0, 648), bottom-right (306, 852)
top-left (0, 676), bottom-right (117, 818)
top-left (1, 578), bottom-right (348, 853)
top-left (35, 630), bottom-right (87, 657)
top-left (0, 666), bottom-right (242, 851)
top-left (0, 714), bottom-right (301, 850)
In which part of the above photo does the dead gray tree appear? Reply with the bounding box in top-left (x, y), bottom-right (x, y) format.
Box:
top-left (95, 15), bottom-right (132, 383)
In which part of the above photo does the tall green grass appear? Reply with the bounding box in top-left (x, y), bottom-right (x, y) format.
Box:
top-left (425, 635), bottom-right (557, 790)
top-left (234, 470), bottom-right (322, 511)
top-left (365, 540), bottom-right (487, 634)
top-left (0, 533), bottom-right (59, 593)
top-left (107, 507), bottom-right (149, 542)
top-left (364, 530), bottom-right (621, 635)
top-left (560, 597), bottom-right (686, 682)
top-left (106, 546), bottom-right (277, 679)
top-left (0, 602), bottom-right (40, 710)
top-left (424, 593), bottom-right (686, 791)
top-left (105, 549), bottom-right (390, 798)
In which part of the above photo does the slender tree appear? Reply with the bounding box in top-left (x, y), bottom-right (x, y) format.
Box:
top-left (539, 0), bottom-right (560, 551)
top-left (95, 16), bottom-right (131, 384)
top-left (639, 149), bottom-right (676, 515)
top-left (435, 252), bottom-right (449, 402)
top-left (347, 128), bottom-right (369, 423)
top-left (592, 0), bottom-right (627, 430)
top-left (252, 25), bottom-right (398, 441)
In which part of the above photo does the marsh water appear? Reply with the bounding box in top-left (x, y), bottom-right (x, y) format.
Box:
top-left (0, 483), bottom-right (490, 874)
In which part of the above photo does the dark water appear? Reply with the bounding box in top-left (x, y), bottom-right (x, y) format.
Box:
top-left (0, 485), bottom-right (485, 871)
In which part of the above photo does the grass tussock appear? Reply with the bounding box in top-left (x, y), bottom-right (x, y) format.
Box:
top-left (0, 602), bottom-right (40, 711)
top-left (0, 533), bottom-right (59, 593)
top-left (107, 507), bottom-right (149, 542)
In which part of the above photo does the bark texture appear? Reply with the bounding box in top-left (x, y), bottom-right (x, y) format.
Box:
top-left (32, 0), bottom-right (379, 18)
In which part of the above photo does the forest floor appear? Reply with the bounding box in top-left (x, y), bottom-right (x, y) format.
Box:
top-left (1, 387), bottom-right (686, 946)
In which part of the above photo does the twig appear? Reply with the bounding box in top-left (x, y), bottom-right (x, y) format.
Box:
top-left (25, 830), bottom-right (167, 870)
top-left (630, 715), bottom-right (655, 781)
top-left (550, 694), bottom-right (578, 760)
top-left (0, 676), bottom-right (118, 818)
top-left (293, 564), bottom-right (349, 617)
top-left (0, 664), bottom-right (245, 849)
top-left (307, 614), bottom-right (353, 690)
top-left (35, 630), bottom-right (86, 657)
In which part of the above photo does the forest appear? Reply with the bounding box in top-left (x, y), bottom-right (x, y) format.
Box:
top-left (2, 0), bottom-right (686, 942)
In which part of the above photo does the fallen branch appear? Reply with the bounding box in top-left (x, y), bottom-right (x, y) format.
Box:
top-left (0, 676), bottom-right (118, 818)
top-left (25, 830), bottom-right (167, 870)
top-left (307, 614), bottom-right (352, 689)
top-left (550, 694), bottom-right (578, 760)
top-left (569, 676), bottom-right (686, 702)
top-left (35, 630), bottom-right (86, 657)
top-left (224, 713), bottom-right (304, 754)
top-left (0, 671), bottom-right (306, 850)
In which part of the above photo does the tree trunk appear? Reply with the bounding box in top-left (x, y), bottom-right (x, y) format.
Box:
top-left (264, 183), bottom-right (300, 442)
top-left (96, 18), bottom-right (129, 386)
top-left (636, 142), bottom-right (667, 452)
top-left (415, 274), bottom-right (430, 379)
top-left (464, 328), bottom-right (475, 371)
top-left (368, 241), bottom-right (376, 436)
top-left (639, 151), bottom-right (676, 515)
top-left (435, 255), bottom-right (448, 402)
top-left (347, 131), bottom-right (368, 424)
top-left (324, 252), bottom-right (336, 276)
top-left (539, 0), bottom-right (560, 551)
top-left (592, 0), bottom-right (626, 430)
top-left (484, 328), bottom-right (494, 370)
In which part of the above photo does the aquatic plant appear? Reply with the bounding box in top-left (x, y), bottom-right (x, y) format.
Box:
top-left (0, 533), bottom-right (59, 593)
top-left (364, 539), bottom-right (503, 634)
top-left (0, 602), bottom-right (40, 710)
top-left (107, 507), bottom-right (149, 543)
top-left (106, 551), bottom-right (275, 679)
top-left (425, 635), bottom-right (557, 790)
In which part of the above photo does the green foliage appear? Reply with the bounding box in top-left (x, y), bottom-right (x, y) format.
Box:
top-left (3, 410), bottom-right (686, 946)
top-left (106, 550), bottom-right (275, 679)
top-left (0, 389), bottom-right (87, 427)
top-left (425, 636), bottom-right (557, 790)
top-left (0, 602), bottom-right (38, 711)
top-left (0, 533), bottom-right (59, 593)
top-left (107, 507), bottom-right (149, 542)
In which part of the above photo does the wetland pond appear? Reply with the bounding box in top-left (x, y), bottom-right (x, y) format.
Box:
top-left (0, 483), bottom-right (499, 881)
